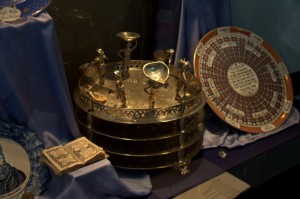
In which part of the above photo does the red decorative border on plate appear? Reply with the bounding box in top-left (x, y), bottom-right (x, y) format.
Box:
top-left (194, 26), bottom-right (293, 133)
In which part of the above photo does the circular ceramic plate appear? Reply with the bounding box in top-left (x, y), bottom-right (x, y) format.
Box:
top-left (0, 120), bottom-right (49, 198)
top-left (0, 0), bottom-right (52, 23)
top-left (194, 26), bottom-right (293, 133)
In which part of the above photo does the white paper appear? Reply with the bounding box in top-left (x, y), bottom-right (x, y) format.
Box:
top-left (174, 172), bottom-right (250, 199)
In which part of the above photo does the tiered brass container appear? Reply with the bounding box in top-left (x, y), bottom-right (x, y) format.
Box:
top-left (73, 59), bottom-right (206, 172)
top-left (73, 32), bottom-right (205, 172)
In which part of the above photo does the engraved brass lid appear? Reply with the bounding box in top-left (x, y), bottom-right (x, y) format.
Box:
top-left (74, 60), bottom-right (205, 124)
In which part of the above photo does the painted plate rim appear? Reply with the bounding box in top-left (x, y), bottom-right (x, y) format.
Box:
top-left (193, 26), bottom-right (293, 133)
top-left (0, 0), bottom-right (53, 24)
top-left (0, 120), bottom-right (49, 198)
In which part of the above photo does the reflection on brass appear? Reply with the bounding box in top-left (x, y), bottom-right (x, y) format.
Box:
top-left (75, 61), bottom-right (205, 123)
top-left (116, 32), bottom-right (140, 42)
top-left (114, 70), bottom-right (127, 108)
top-left (175, 58), bottom-right (193, 101)
top-left (116, 32), bottom-right (140, 79)
top-left (166, 48), bottom-right (175, 66)
top-left (143, 61), bottom-right (169, 84)
top-left (153, 50), bottom-right (168, 62)
top-left (153, 48), bottom-right (175, 66)
top-left (144, 80), bottom-right (161, 109)
top-left (79, 48), bottom-right (108, 86)
top-left (174, 159), bottom-right (191, 175)
top-left (74, 32), bottom-right (206, 172)
top-left (96, 48), bottom-right (108, 86)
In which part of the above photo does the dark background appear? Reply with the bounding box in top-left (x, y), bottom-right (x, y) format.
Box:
top-left (48, 0), bottom-right (158, 95)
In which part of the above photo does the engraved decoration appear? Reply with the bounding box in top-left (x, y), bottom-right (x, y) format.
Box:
top-left (194, 26), bottom-right (293, 133)
top-left (0, 120), bottom-right (48, 198)
top-left (73, 32), bottom-right (206, 172)
top-left (75, 59), bottom-right (205, 124)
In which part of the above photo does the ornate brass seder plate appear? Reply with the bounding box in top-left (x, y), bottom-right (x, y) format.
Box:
top-left (73, 60), bottom-right (206, 170)
top-left (74, 60), bottom-right (205, 124)
top-left (194, 26), bottom-right (293, 133)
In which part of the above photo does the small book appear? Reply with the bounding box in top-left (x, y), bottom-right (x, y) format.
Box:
top-left (41, 137), bottom-right (109, 175)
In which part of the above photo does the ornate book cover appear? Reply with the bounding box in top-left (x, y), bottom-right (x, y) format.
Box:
top-left (42, 137), bottom-right (108, 175)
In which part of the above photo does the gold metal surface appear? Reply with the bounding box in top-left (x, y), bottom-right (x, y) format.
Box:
top-left (73, 33), bottom-right (206, 172)
top-left (143, 61), bottom-right (169, 84)
top-left (74, 60), bottom-right (205, 124)
top-left (116, 32), bottom-right (141, 42)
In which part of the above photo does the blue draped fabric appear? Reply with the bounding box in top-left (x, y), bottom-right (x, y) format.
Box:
top-left (0, 13), bottom-right (80, 145)
top-left (155, 0), bottom-right (232, 70)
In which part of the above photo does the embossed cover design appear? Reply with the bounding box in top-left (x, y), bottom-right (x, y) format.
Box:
top-left (42, 137), bottom-right (109, 175)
